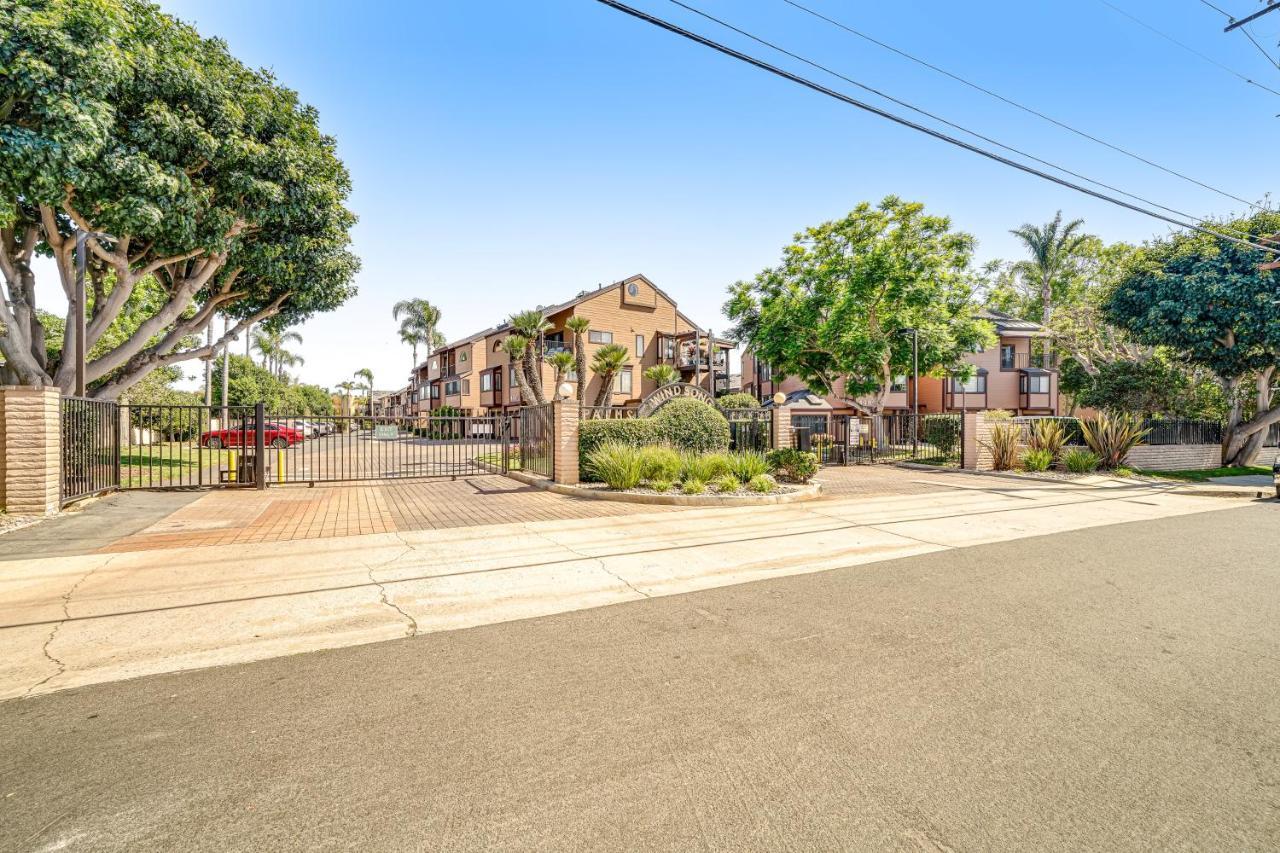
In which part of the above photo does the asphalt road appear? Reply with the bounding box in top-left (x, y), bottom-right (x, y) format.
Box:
top-left (2, 502), bottom-right (1277, 851)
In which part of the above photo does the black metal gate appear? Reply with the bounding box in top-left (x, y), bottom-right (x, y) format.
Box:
top-left (795, 413), bottom-right (962, 467)
top-left (60, 396), bottom-right (120, 505)
top-left (518, 403), bottom-right (555, 478)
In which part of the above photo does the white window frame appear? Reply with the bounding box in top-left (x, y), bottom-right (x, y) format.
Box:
top-left (589, 330), bottom-right (613, 344)
top-left (480, 373), bottom-right (492, 392)
top-left (614, 368), bottom-right (633, 395)
top-left (635, 334), bottom-right (645, 357)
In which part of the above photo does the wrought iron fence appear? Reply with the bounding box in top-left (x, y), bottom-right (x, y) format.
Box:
top-left (794, 413), bottom-right (962, 466)
top-left (120, 404), bottom-right (258, 489)
top-left (723, 408), bottom-right (772, 452)
top-left (60, 396), bottom-right (119, 504)
top-left (519, 403), bottom-right (555, 478)
top-left (1143, 418), bottom-right (1223, 446)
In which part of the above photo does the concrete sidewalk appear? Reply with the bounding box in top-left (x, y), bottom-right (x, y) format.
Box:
top-left (0, 476), bottom-right (1250, 700)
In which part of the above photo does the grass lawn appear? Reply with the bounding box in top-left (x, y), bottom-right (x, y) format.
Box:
top-left (120, 442), bottom-right (235, 487)
top-left (1140, 465), bottom-right (1271, 483)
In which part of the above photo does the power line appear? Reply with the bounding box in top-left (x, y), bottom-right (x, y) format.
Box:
top-left (1197, 0), bottom-right (1280, 71)
top-left (1096, 0), bottom-right (1280, 97)
top-left (592, 0), bottom-right (1280, 256)
top-left (781, 0), bottom-right (1269, 209)
top-left (665, 0), bottom-right (1245, 233)
top-left (1222, 1), bottom-right (1280, 31)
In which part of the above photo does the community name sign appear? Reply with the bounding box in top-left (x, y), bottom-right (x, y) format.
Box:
top-left (636, 382), bottom-right (715, 417)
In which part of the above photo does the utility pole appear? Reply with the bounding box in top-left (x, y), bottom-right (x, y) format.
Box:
top-left (1224, 1), bottom-right (1279, 31)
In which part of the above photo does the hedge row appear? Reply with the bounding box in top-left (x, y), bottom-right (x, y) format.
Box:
top-left (578, 399), bottom-right (732, 459)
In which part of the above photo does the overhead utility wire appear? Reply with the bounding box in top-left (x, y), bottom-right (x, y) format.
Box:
top-left (1196, 0), bottom-right (1280, 70)
top-left (782, 0), bottom-right (1270, 208)
top-left (1096, 0), bottom-right (1280, 98)
top-left (592, 0), bottom-right (1280, 256)
top-left (666, 0), bottom-right (1252, 238)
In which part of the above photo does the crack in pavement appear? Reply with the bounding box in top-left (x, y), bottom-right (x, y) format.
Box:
top-left (525, 524), bottom-right (652, 599)
top-left (25, 556), bottom-right (118, 697)
top-left (365, 564), bottom-right (419, 638)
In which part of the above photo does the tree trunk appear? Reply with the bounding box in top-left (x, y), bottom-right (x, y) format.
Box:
top-left (574, 331), bottom-right (589, 406)
top-left (591, 370), bottom-right (617, 408)
top-left (1222, 368), bottom-right (1279, 466)
top-left (512, 363), bottom-right (536, 406)
top-left (522, 346), bottom-right (545, 404)
top-left (1041, 273), bottom-right (1052, 327)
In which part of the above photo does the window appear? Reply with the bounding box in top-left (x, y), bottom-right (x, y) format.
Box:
top-left (459, 350), bottom-right (467, 363)
top-left (445, 380), bottom-right (460, 396)
top-left (589, 330), bottom-right (613, 344)
top-left (480, 373), bottom-right (492, 392)
top-left (614, 368), bottom-right (633, 395)
top-left (635, 334), bottom-right (645, 357)
top-left (1000, 344), bottom-right (1016, 370)
top-left (430, 359), bottom-right (438, 371)
top-left (493, 369), bottom-right (501, 391)
top-left (1024, 374), bottom-right (1050, 394)
top-left (661, 337), bottom-right (676, 359)
top-left (509, 366), bottom-right (518, 388)
top-left (890, 375), bottom-right (908, 393)
top-left (953, 373), bottom-right (986, 394)
top-left (430, 385), bottom-right (440, 399)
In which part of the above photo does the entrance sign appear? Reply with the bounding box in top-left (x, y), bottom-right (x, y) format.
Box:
top-left (636, 382), bottom-right (716, 417)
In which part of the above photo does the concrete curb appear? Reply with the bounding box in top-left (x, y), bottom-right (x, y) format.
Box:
top-left (890, 462), bottom-right (1277, 500)
top-left (501, 469), bottom-right (823, 507)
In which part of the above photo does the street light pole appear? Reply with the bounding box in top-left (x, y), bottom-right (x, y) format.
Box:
top-left (899, 328), bottom-right (920, 455)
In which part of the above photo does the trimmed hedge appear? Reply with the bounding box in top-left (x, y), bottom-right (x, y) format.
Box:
top-left (715, 392), bottom-right (761, 411)
top-left (654, 399), bottom-right (730, 453)
top-left (578, 417), bottom-right (662, 457)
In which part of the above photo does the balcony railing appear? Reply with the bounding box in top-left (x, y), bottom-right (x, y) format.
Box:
top-left (1001, 351), bottom-right (1056, 370)
top-left (676, 353), bottom-right (728, 370)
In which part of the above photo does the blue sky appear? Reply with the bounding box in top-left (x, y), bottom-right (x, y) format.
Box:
top-left (147, 0), bottom-right (1276, 390)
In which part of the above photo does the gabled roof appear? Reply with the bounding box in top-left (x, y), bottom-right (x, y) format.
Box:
top-left (975, 308), bottom-right (1047, 334)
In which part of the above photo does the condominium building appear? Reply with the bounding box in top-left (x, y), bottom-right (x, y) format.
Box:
top-left (741, 308), bottom-right (1061, 417)
top-left (407, 274), bottom-right (731, 416)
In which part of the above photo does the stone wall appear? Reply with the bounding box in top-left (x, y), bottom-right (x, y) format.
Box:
top-left (0, 386), bottom-right (61, 516)
top-left (771, 406), bottom-right (792, 450)
top-left (552, 399), bottom-right (580, 485)
top-left (1123, 444), bottom-right (1221, 471)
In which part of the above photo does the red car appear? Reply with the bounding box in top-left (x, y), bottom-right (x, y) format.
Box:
top-left (201, 422), bottom-right (304, 449)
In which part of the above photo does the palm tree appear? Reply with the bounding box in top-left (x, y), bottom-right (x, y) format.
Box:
top-left (354, 368), bottom-right (374, 416)
top-left (392, 298), bottom-right (443, 365)
top-left (589, 343), bottom-right (630, 408)
top-left (547, 350), bottom-right (576, 396)
top-left (643, 363), bottom-right (680, 388)
top-left (335, 381), bottom-right (357, 417)
top-left (509, 309), bottom-right (552, 404)
top-left (252, 328), bottom-right (304, 379)
top-left (1009, 211), bottom-right (1088, 326)
top-left (565, 315), bottom-right (591, 406)
top-left (501, 335), bottom-right (537, 405)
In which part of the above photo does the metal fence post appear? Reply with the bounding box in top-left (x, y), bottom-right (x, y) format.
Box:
top-left (254, 402), bottom-right (266, 489)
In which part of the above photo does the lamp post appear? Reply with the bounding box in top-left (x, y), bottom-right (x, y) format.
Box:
top-left (899, 328), bottom-right (920, 455)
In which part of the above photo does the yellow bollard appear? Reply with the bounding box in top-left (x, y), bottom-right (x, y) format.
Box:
top-left (277, 448), bottom-right (285, 483)
top-left (228, 449), bottom-right (237, 482)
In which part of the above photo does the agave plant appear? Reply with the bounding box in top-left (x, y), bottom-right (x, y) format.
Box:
top-left (1079, 413), bottom-right (1149, 469)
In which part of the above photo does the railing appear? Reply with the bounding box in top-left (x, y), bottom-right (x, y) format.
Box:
top-left (722, 408), bottom-right (772, 452)
top-left (121, 403), bottom-right (258, 489)
top-left (519, 403), bottom-right (555, 477)
top-left (60, 396), bottom-right (120, 504)
top-left (793, 413), bottom-right (962, 466)
top-left (1143, 418), bottom-right (1223, 446)
top-left (1000, 352), bottom-right (1055, 370)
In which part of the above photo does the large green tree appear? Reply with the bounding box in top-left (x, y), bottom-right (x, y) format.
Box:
top-left (1009, 211), bottom-right (1089, 326)
top-left (0, 0), bottom-right (358, 397)
top-left (1106, 210), bottom-right (1280, 465)
top-left (725, 197), bottom-right (994, 414)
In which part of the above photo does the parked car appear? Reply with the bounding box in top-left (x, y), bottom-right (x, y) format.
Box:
top-left (201, 422), bottom-right (304, 449)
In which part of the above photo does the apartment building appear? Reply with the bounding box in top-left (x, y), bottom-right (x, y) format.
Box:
top-left (407, 274), bottom-right (731, 416)
top-left (741, 308), bottom-right (1060, 417)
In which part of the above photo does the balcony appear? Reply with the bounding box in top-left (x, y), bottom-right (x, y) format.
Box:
top-left (1000, 351), bottom-right (1056, 371)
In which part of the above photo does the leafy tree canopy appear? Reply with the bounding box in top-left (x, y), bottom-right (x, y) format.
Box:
top-left (725, 197), bottom-right (994, 412)
top-left (0, 0), bottom-right (358, 396)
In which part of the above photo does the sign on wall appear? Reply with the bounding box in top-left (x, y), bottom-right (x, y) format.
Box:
top-left (636, 382), bottom-right (716, 417)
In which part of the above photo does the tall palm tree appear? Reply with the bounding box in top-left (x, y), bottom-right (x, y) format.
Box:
top-left (501, 335), bottom-right (537, 405)
top-left (565, 315), bottom-right (591, 406)
top-left (252, 328), bottom-right (304, 379)
top-left (643, 363), bottom-right (680, 388)
top-left (354, 368), bottom-right (374, 416)
top-left (392, 298), bottom-right (443, 364)
top-left (1009, 211), bottom-right (1088, 326)
top-left (589, 343), bottom-right (630, 408)
top-left (398, 327), bottom-right (421, 374)
top-left (548, 350), bottom-right (576, 396)
top-left (335, 381), bottom-right (357, 417)
top-left (509, 309), bottom-right (552, 404)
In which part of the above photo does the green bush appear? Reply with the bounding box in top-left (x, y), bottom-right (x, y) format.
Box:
top-left (727, 450), bottom-right (769, 481)
top-left (711, 474), bottom-right (741, 493)
top-left (681, 478), bottom-right (707, 495)
top-left (747, 473), bottom-right (777, 493)
top-left (1062, 448), bottom-right (1100, 473)
top-left (766, 448), bottom-right (819, 483)
top-left (1112, 466), bottom-right (1134, 478)
top-left (649, 479), bottom-right (674, 493)
top-left (1079, 413), bottom-right (1149, 469)
top-left (681, 451), bottom-right (731, 483)
top-left (1021, 448), bottom-right (1054, 472)
top-left (578, 417), bottom-right (662, 461)
top-left (1027, 418), bottom-right (1068, 460)
top-left (654, 399), bottom-right (731, 453)
top-left (584, 441), bottom-right (644, 489)
top-left (638, 445), bottom-right (682, 481)
top-left (922, 415), bottom-right (962, 456)
top-left (715, 392), bottom-right (760, 411)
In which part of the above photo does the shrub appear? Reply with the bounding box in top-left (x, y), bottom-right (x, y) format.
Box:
top-left (681, 478), bottom-right (707, 495)
top-left (584, 441), bottom-right (644, 489)
top-left (727, 450), bottom-right (769, 482)
top-left (712, 474), bottom-right (741, 493)
top-left (638, 445), bottom-right (682, 481)
top-left (681, 451), bottom-right (731, 483)
top-left (1062, 448), bottom-right (1100, 473)
top-left (1112, 466), bottom-right (1134, 478)
top-left (715, 392), bottom-right (761, 411)
top-left (1079, 413), bottom-right (1149, 469)
top-left (983, 423), bottom-right (1020, 471)
top-left (649, 479), bottom-right (674, 493)
top-left (1021, 448), bottom-right (1054, 472)
top-left (747, 473), bottom-right (777, 493)
top-left (654, 399), bottom-right (731, 453)
top-left (1027, 419), bottom-right (1067, 461)
top-left (922, 415), bottom-right (962, 457)
top-left (578, 417), bottom-right (662, 460)
top-left (766, 448), bottom-right (819, 483)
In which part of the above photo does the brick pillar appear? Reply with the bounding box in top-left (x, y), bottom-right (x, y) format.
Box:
top-left (961, 412), bottom-right (979, 470)
top-left (771, 405), bottom-right (792, 450)
top-left (0, 386), bottom-right (62, 516)
top-left (552, 399), bottom-right (579, 485)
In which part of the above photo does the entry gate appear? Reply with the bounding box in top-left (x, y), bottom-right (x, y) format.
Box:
top-left (793, 413), bottom-right (963, 466)
top-left (60, 397), bottom-right (525, 500)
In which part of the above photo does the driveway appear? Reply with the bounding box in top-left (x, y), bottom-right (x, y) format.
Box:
top-left (2, 504), bottom-right (1277, 851)
top-left (0, 472), bottom-right (1250, 700)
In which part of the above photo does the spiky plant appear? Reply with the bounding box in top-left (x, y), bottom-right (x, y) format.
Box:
top-left (1079, 413), bottom-right (1149, 469)
top-left (1027, 418), bottom-right (1067, 464)
top-left (643, 363), bottom-right (680, 388)
top-left (983, 423), bottom-right (1020, 471)
top-left (565, 316), bottom-right (591, 406)
top-left (589, 342), bottom-right (631, 408)
top-left (509, 309), bottom-right (552, 403)
top-left (501, 335), bottom-right (537, 405)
